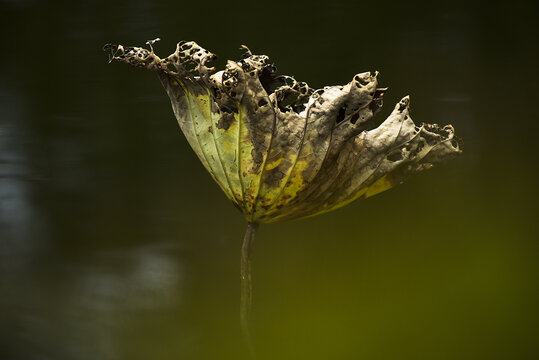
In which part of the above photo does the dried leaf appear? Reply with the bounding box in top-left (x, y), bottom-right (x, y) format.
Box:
top-left (104, 39), bottom-right (461, 223)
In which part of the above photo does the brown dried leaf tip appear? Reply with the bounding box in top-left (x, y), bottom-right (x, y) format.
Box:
top-left (104, 39), bottom-right (462, 223)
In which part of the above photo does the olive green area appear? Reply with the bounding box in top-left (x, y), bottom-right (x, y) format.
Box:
top-left (0, 1), bottom-right (537, 360)
top-left (105, 40), bottom-right (460, 223)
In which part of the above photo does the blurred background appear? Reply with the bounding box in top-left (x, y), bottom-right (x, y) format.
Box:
top-left (0, 0), bottom-right (537, 359)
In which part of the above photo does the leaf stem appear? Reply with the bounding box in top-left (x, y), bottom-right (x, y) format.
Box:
top-left (241, 222), bottom-right (259, 358)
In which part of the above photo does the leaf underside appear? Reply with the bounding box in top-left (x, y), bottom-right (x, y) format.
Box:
top-left (105, 40), bottom-right (461, 223)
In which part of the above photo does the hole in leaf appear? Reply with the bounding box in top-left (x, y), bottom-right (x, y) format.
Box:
top-left (259, 66), bottom-right (280, 94)
top-left (335, 105), bottom-right (347, 124)
top-left (355, 75), bottom-right (369, 86)
top-left (369, 101), bottom-right (381, 115)
top-left (292, 104), bottom-right (306, 113)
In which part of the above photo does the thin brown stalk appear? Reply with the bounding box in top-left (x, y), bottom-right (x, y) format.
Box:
top-left (240, 222), bottom-right (258, 358)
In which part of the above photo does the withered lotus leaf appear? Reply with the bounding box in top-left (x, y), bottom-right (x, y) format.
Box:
top-left (104, 39), bottom-right (460, 223)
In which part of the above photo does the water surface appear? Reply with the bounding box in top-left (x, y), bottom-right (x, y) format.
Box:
top-left (1, 1), bottom-right (537, 359)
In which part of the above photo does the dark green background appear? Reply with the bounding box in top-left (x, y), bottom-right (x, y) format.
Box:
top-left (1, 0), bottom-right (537, 359)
